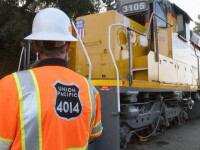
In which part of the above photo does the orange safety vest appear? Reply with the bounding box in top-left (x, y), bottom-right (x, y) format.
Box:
top-left (0, 66), bottom-right (102, 150)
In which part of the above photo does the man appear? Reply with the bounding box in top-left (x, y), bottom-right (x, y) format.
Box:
top-left (0, 8), bottom-right (102, 150)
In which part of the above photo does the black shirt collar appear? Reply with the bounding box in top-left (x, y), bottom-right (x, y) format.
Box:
top-left (35, 58), bottom-right (68, 68)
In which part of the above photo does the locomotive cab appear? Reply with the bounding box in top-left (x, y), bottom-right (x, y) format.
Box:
top-left (17, 0), bottom-right (200, 149)
top-left (70, 0), bottom-right (200, 149)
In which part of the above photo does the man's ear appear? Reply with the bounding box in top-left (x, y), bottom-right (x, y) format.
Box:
top-left (33, 42), bottom-right (39, 54)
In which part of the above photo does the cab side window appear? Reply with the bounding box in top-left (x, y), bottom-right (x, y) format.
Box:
top-left (177, 14), bottom-right (190, 41)
top-left (155, 2), bottom-right (167, 28)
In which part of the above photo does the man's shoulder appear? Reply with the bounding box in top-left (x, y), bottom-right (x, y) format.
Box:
top-left (1, 69), bottom-right (33, 81)
top-left (0, 72), bottom-right (17, 87)
top-left (65, 68), bottom-right (87, 80)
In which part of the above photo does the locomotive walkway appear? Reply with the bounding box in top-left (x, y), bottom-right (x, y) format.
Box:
top-left (126, 117), bottom-right (200, 150)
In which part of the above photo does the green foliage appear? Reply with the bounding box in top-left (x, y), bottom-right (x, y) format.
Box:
top-left (0, 2), bottom-right (33, 51)
top-left (0, 0), bottom-right (101, 51)
top-left (193, 15), bottom-right (200, 35)
top-left (58, 0), bottom-right (101, 19)
top-left (0, 0), bottom-right (101, 77)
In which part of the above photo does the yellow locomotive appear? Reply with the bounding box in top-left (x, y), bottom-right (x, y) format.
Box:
top-left (69, 0), bottom-right (200, 149)
top-left (19, 0), bottom-right (200, 149)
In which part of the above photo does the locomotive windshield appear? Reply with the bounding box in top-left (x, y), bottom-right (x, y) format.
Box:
top-left (155, 1), bottom-right (167, 28)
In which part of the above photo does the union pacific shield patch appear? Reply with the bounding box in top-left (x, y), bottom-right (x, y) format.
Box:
top-left (54, 82), bottom-right (82, 120)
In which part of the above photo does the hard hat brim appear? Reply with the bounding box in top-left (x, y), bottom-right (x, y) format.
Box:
top-left (24, 32), bottom-right (78, 41)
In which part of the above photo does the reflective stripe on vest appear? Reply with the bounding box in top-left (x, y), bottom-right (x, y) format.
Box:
top-left (0, 137), bottom-right (13, 150)
top-left (66, 145), bottom-right (88, 150)
top-left (84, 79), bottom-right (96, 128)
top-left (13, 70), bottom-right (42, 150)
top-left (91, 121), bottom-right (103, 136)
top-left (13, 70), bottom-right (96, 150)
top-left (84, 80), bottom-right (103, 138)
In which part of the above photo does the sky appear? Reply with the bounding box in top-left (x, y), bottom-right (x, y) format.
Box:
top-left (100, 0), bottom-right (200, 29)
top-left (169, 0), bottom-right (200, 29)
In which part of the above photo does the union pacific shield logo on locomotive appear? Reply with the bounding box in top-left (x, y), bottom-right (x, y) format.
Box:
top-left (54, 82), bottom-right (82, 120)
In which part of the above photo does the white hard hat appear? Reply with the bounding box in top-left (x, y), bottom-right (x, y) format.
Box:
top-left (25, 8), bottom-right (77, 41)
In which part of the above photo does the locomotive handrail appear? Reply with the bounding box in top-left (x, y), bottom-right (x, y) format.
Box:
top-left (117, 13), bottom-right (172, 37)
top-left (26, 41), bottom-right (31, 70)
top-left (126, 12), bottom-right (173, 61)
top-left (108, 24), bottom-right (123, 113)
top-left (145, 12), bottom-right (173, 36)
top-left (18, 46), bottom-right (25, 72)
top-left (18, 41), bottom-right (30, 71)
top-left (18, 22), bottom-right (92, 81)
top-left (72, 21), bottom-right (92, 81)
top-left (127, 28), bottom-right (133, 86)
top-left (148, 12), bottom-right (173, 62)
top-left (127, 12), bottom-right (173, 62)
top-left (108, 23), bottom-right (147, 110)
top-left (108, 13), bottom-right (173, 110)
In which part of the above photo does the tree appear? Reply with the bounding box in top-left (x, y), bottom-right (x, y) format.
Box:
top-left (0, 0), bottom-right (101, 78)
top-left (0, 1), bottom-right (33, 50)
top-left (58, 0), bottom-right (101, 20)
top-left (0, 0), bottom-right (101, 51)
top-left (193, 15), bottom-right (200, 35)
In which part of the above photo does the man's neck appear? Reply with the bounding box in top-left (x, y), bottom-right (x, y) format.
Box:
top-left (40, 54), bottom-right (66, 60)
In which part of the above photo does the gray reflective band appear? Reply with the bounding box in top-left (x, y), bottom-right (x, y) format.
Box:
top-left (0, 139), bottom-right (12, 150)
top-left (15, 71), bottom-right (40, 150)
top-left (87, 82), bottom-right (103, 135)
top-left (88, 82), bottom-right (96, 127)
top-left (91, 122), bottom-right (103, 135)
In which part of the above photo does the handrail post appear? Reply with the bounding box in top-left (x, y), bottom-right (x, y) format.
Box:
top-left (108, 24), bottom-right (121, 113)
top-left (23, 41), bottom-right (27, 70)
top-left (71, 21), bottom-right (92, 81)
top-left (127, 27), bottom-right (133, 86)
top-left (153, 16), bottom-right (159, 62)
